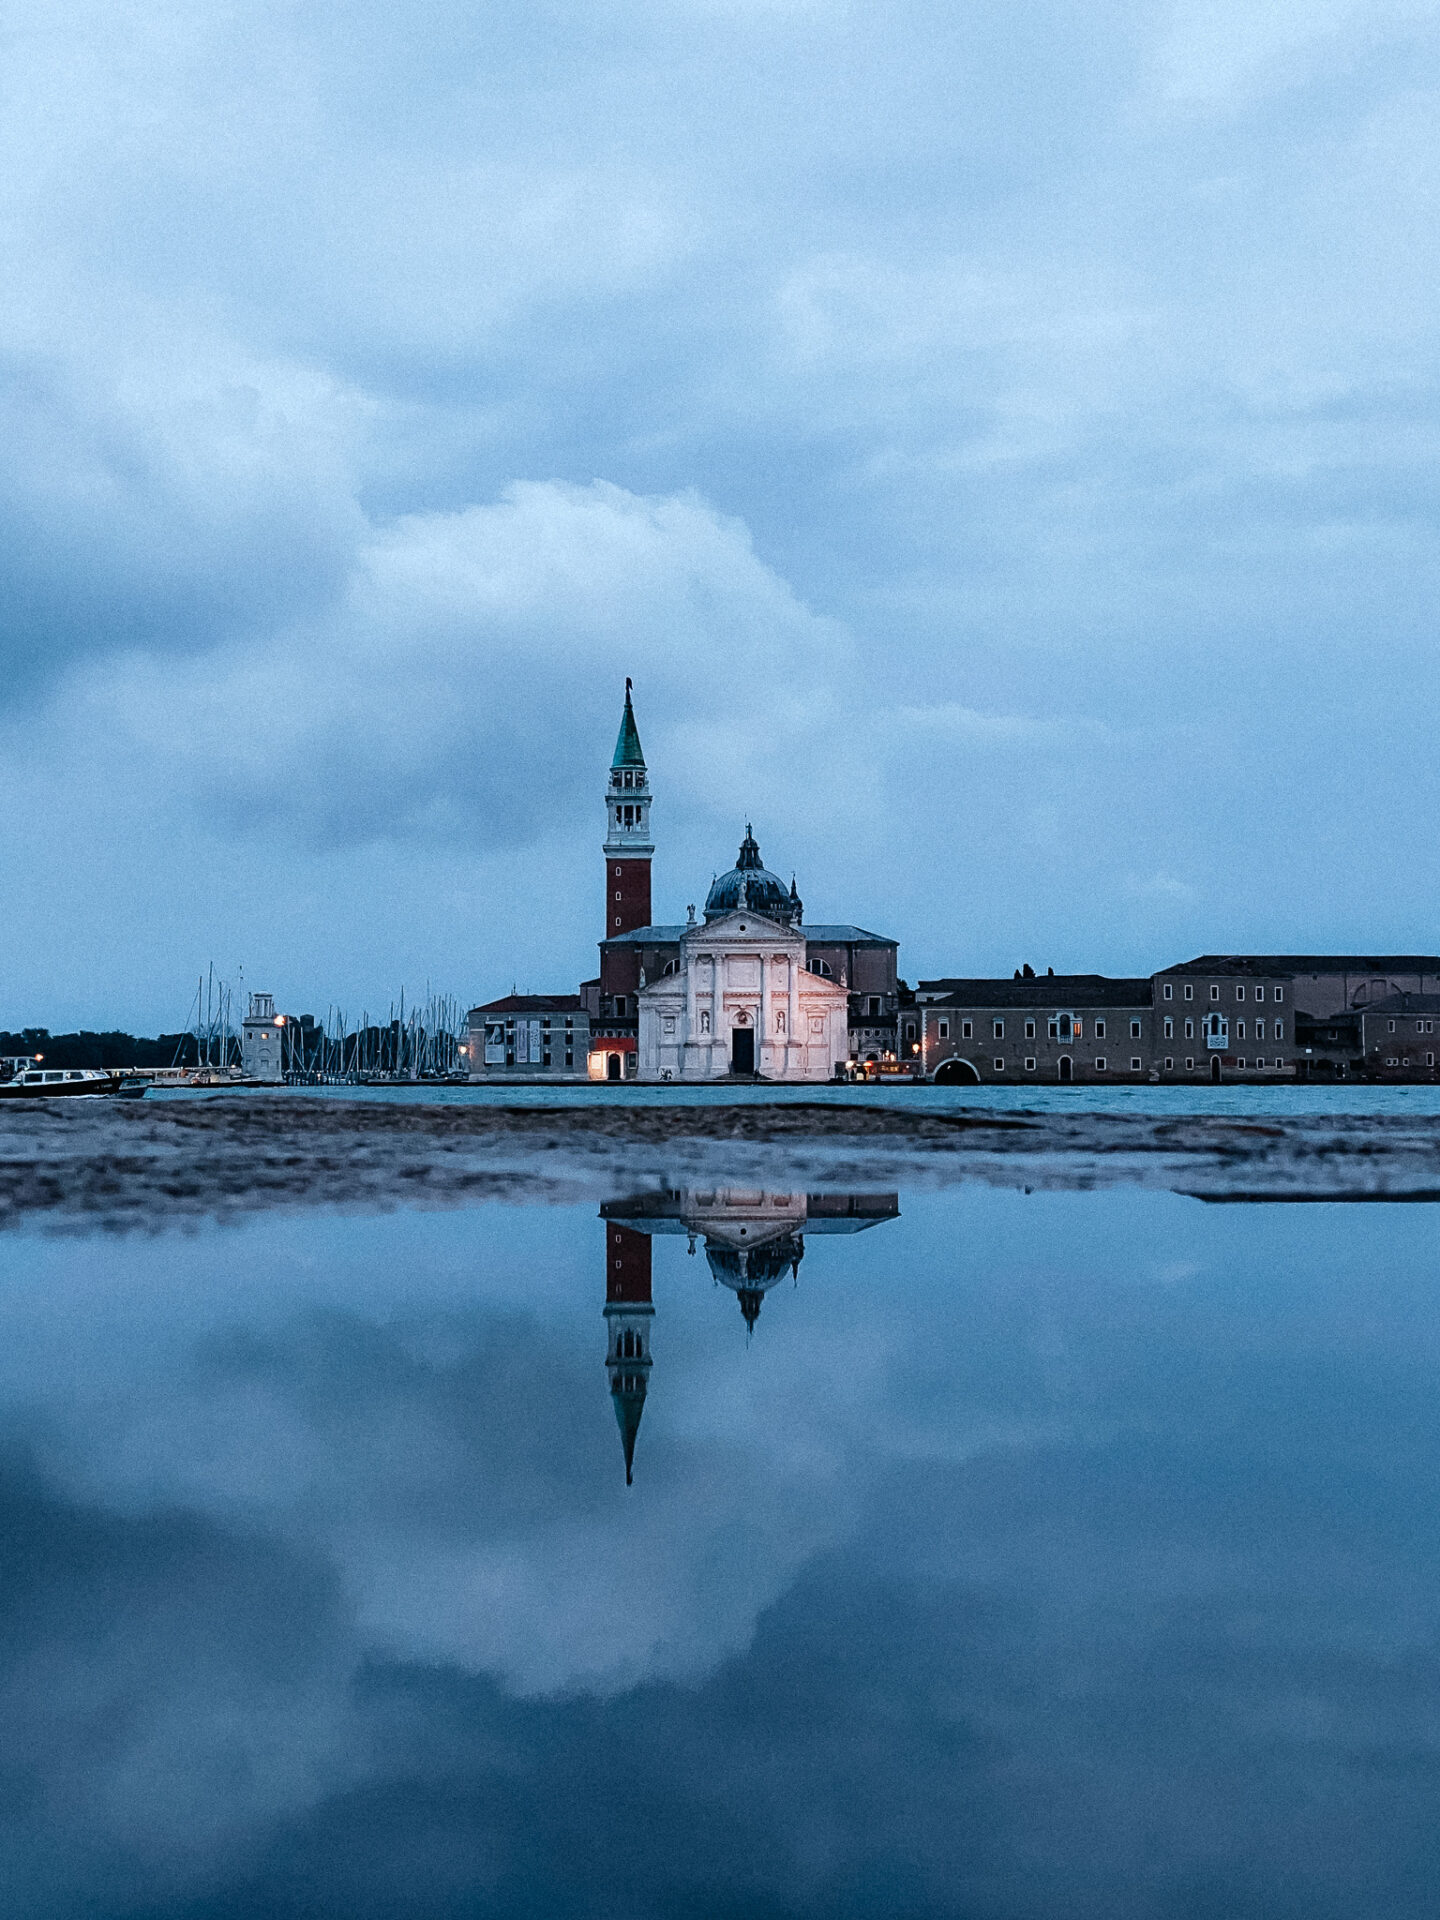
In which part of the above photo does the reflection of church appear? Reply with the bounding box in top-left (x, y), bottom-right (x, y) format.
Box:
top-left (600, 1189), bottom-right (900, 1482)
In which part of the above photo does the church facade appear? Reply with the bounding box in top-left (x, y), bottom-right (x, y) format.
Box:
top-left (588, 686), bottom-right (888, 1083)
top-left (635, 836), bottom-right (850, 1081)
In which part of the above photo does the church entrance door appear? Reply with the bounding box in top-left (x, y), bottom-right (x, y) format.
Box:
top-left (607, 1053), bottom-right (622, 1082)
top-left (1058, 1056), bottom-right (1073, 1083)
top-left (731, 1028), bottom-right (755, 1074)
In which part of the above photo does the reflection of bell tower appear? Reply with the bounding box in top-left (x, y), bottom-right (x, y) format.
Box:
top-left (604, 1222), bottom-right (653, 1484)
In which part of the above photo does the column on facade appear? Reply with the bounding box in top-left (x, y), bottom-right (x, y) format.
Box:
top-left (789, 956), bottom-right (799, 1067)
top-left (760, 955), bottom-right (770, 1071)
top-left (685, 948), bottom-right (697, 1050)
top-left (711, 953), bottom-right (722, 1064)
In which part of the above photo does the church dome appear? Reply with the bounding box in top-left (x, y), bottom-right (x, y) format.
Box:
top-left (704, 828), bottom-right (801, 924)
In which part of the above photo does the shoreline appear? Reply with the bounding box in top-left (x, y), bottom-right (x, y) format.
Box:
top-left (2, 1095), bottom-right (1440, 1229)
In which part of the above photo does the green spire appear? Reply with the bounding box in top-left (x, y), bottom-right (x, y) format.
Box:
top-left (612, 678), bottom-right (646, 769)
top-left (611, 1380), bottom-right (646, 1485)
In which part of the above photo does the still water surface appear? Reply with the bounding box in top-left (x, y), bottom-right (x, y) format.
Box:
top-left (4, 1179), bottom-right (1440, 1917)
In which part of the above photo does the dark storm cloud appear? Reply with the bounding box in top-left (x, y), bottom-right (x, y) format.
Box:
top-left (8, 1), bottom-right (1440, 1020)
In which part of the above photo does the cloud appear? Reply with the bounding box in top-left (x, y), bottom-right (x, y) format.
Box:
top-left (6, 1), bottom-right (1440, 1022)
top-left (25, 480), bottom-right (847, 857)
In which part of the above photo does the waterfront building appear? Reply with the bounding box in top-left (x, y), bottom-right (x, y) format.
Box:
top-left (467, 994), bottom-right (590, 1079)
top-left (241, 992), bottom-right (284, 1082)
top-left (633, 830), bottom-right (850, 1081)
top-left (917, 974), bottom-right (1155, 1084)
top-left (1349, 993), bottom-right (1440, 1079)
top-left (1151, 956), bottom-right (1440, 1079)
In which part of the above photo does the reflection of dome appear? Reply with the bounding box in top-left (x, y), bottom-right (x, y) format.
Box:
top-left (704, 1235), bottom-right (804, 1331)
top-left (704, 827), bottom-right (801, 925)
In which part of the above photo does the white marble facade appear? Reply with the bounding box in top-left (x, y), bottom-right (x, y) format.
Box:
top-left (637, 907), bottom-right (849, 1081)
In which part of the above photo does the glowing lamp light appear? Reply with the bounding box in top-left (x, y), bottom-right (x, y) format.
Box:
top-left (274, 1014), bottom-right (286, 1025)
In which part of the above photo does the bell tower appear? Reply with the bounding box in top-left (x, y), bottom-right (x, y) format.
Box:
top-left (603, 679), bottom-right (653, 938)
top-left (604, 1221), bottom-right (654, 1485)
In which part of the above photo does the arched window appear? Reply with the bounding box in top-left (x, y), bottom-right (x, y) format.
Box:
top-left (663, 960), bottom-right (679, 975)
top-left (808, 957), bottom-right (833, 977)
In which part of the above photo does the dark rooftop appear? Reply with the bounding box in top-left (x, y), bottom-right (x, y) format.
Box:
top-left (917, 975), bottom-right (1153, 1009)
top-left (602, 923), bottom-right (896, 947)
top-left (1158, 955), bottom-right (1440, 978)
top-left (1357, 993), bottom-right (1440, 1016)
top-left (469, 995), bottom-right (585, 1016)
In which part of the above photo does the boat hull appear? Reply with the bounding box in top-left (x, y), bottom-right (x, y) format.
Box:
top-left (0, 1074), bottom-right (124, 1099)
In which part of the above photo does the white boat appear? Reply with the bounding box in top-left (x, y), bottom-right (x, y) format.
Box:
top-left (0, 1067), bottom-right (127, 1099)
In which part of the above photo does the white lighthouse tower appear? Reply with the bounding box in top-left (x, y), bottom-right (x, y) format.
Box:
top-left (242, 992), bottom-right (285, 1082)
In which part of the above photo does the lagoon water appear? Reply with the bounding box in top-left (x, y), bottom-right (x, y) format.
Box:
top-left (4, 1171), bottom-right (1440, 1917)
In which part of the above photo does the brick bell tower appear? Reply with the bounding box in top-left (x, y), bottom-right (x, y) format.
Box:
top-left (604, 679), bottom-right (653, 936)
top-left (595, 685), bottom-right (654, 1066)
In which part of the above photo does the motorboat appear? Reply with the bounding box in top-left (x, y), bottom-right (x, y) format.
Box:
top-left (0, 1067), bottom-right (128, 1099)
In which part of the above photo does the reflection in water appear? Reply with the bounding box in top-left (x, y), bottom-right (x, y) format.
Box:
top-left (11, 1186), bottom-right (1440, 1918)
top-left (601, 1190), bottom-right (899, 1481)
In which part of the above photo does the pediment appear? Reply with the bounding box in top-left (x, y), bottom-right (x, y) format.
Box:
top-left (691, 907), bottom-right (799, 945)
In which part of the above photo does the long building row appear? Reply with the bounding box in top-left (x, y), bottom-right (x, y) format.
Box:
top-left (465, 690), bottom-right (1440, 1083)
top-left (916, 957), bottom-right (1440, 1084)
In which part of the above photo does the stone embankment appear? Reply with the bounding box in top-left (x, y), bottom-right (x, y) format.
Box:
top-left (2, 1095), bottom-right (1439, 1229)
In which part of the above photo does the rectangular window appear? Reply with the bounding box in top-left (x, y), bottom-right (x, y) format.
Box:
top-left (1236, 1057), bottom-right (1246, 1069)
top-left (993, 1058), bottom-right (1005, 1073)
top-left (1236, 985), bottom-right (1245, 1000)
top-left (1210, 985), bottom-right (1220, 1000)
top-left (938, 1019), bottom-right (949, 1038)
top-left (1186, 1056), bottom-right (1195, 1069)
top-left (868, 996), bottom-right (881, 1016)
top-left (993, 1020), bottom-right (1004, 1039)
top-left (1429, 1053), bottom-right (1435, 1067)
top-left (1025, 1019), bottom-right (1036, 1039)
top-left (1184, 984), bottom-right (1194, 1000)
top-left (1236, 1021), bottom-right (1245, 1039)
top-left (565, 1052), bottom-right (573, 1066)
top-left (1095, 1020), bottom-right (1106, 1038)
top-left (1129, 1019), bottom-right (1141, 1038)
top-left (1130, 1056), bottom-right (1142, 1071)
top-left (1025, 1056), bottom-right (1037, 1071)
top-left (542, 1051), bottom-right (552, 1067)
top-left (1389, 1019), bottom-right (1397, 1033)
top-left (1275, 988), bottom-right (1284, 1003)
top-left (1275, 1021), bottom-right (1283, 1040)
top-left (1163, 1017), bottom-right (1173, 1039)
top-left (1095, 1057), bottom-right (1107, 1070)
top-left (961, 1020), bottom-right (973, 1039)
top-left (1185, 1019), bottom-right (1194, 1039)
top-left (1255, 986), bottom-right (1265, 1002)
top-left (1164, 983), bottom-right (1174, 999)
top-left (1163, 1056), bottom-right (1173, 1070)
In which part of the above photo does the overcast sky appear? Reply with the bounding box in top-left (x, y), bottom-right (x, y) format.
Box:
top-left (5, 0), bottom-right (1440, 1028)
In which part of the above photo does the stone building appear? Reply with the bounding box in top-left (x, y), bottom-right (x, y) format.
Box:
top-left (635, 842), bottom-right (850, 1080)
top-left (466, 994), bottom-right (590, 1079)
top-left (1152, 956), bottom-right (1440, 1079)
top-left (1356, 993), bottom-right (1440, 1079)
top-left (916, 975), bottom-right (1155, 1084)
top-left (588, 688), bottom-right (900, 1080)
top-left (241, 991), bottom-right (285, 1082)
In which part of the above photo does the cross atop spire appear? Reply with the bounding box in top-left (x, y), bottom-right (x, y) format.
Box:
top-left (611, 680), bottom-right (646, 769)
